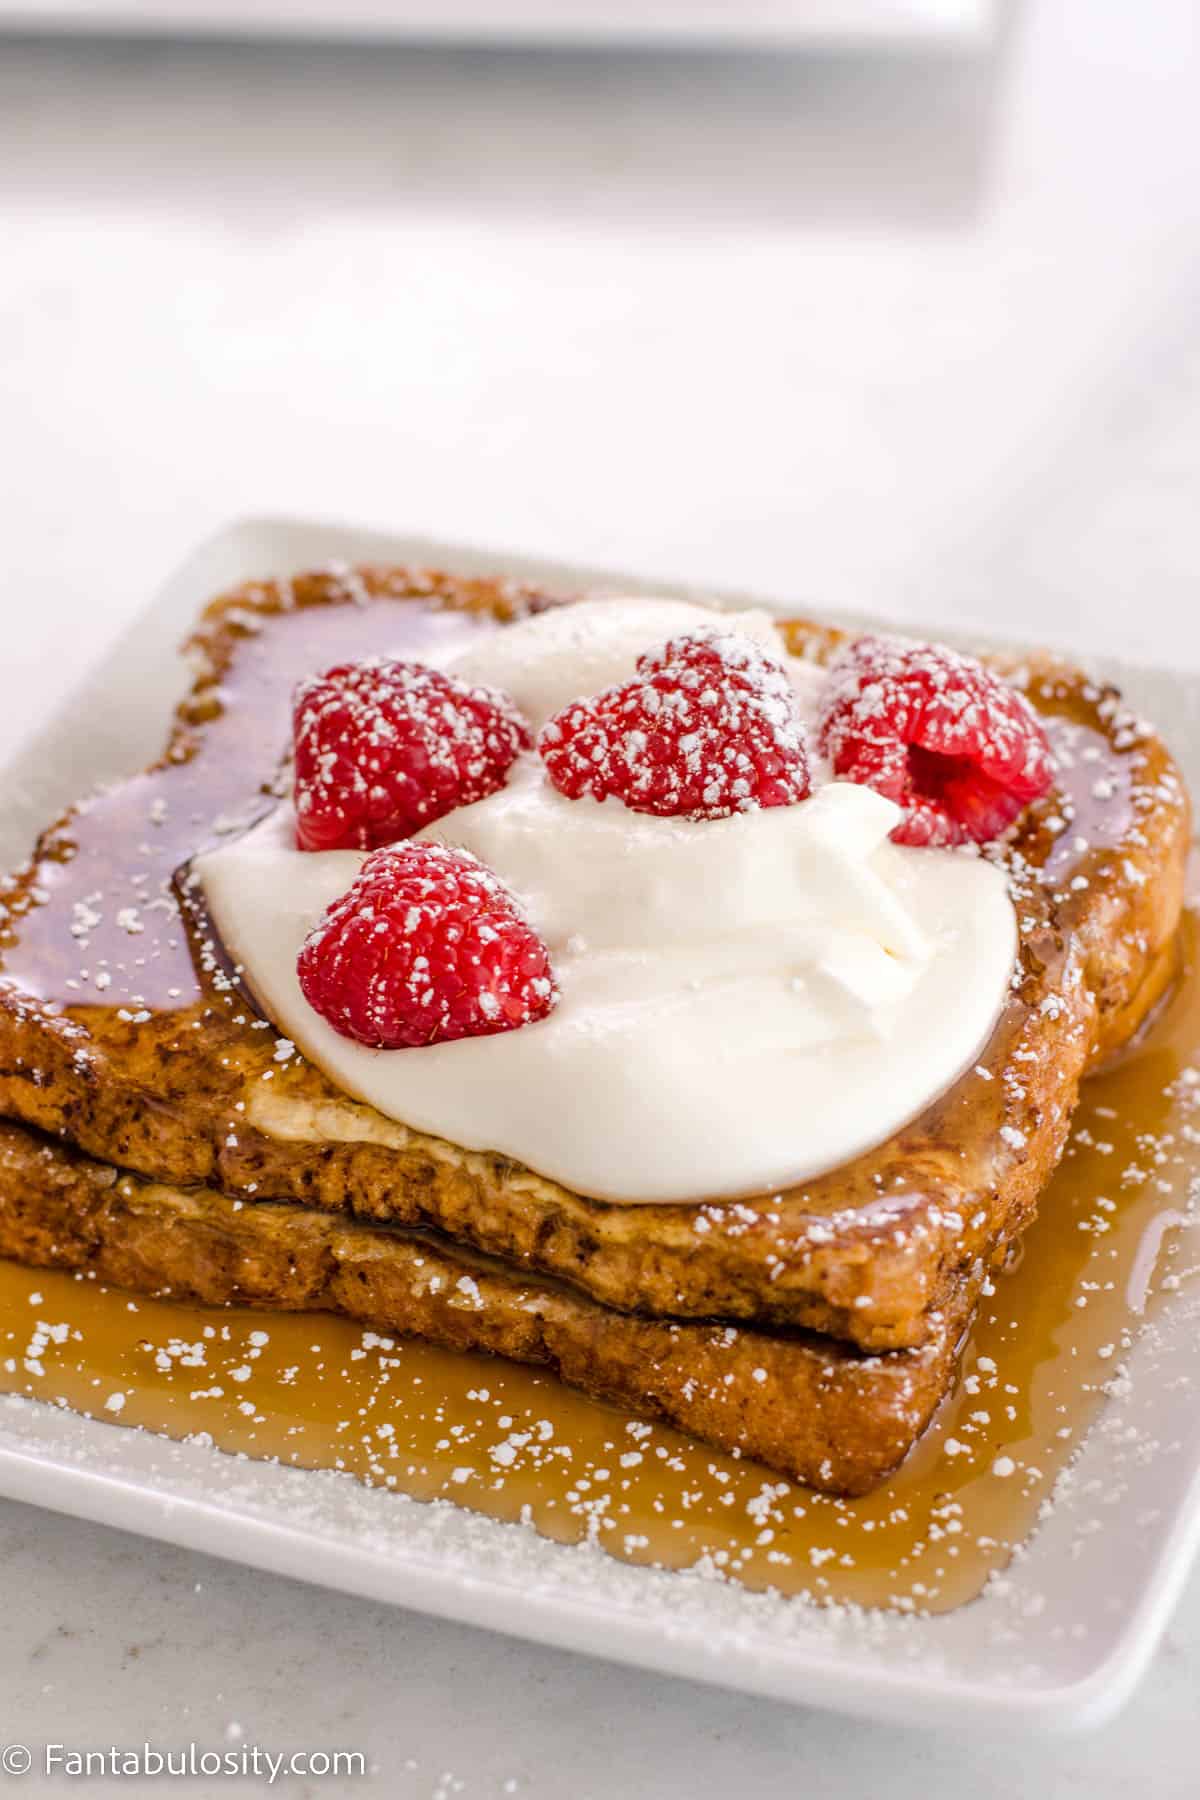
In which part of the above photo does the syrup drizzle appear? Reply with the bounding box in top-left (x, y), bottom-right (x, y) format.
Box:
top-left (0, 910), bottom-right (1195, 1614)
top-left (0, 599), bottom-right (491, 1013)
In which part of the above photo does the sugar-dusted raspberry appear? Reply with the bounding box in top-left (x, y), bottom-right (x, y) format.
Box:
top-left (817, 635), bottom-right (1054, 847)
top-left (297, 842), bottom-right (557, 1049)
top-left (293, 659), bottom-right (531, 852)
top-left (637, 631), bottom-right (795, 693)
top-left (537, 631), bottom-right (811, 821)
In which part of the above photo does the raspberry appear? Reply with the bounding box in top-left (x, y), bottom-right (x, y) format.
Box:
top-left (817, 636), bottom-right (1054, 847)
top-left (297, 842), bottom-right (557, 1049)
top-left (637, 632), bottom-right (794, 691)
top-left (538, 631), bottom-right (811, 821)
top-left (293, 659), bottom-right (531, 852)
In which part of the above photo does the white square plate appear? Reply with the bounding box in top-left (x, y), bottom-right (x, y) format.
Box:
top-left (1, 516), bottom-right (1198, 1734)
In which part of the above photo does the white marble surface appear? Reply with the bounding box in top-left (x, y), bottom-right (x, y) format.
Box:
top-left (2, 4), bottom-right (1200, 1792)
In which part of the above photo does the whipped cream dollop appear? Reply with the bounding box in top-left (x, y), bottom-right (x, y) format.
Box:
top-left (195, 599), bottom-right (1018, 1204)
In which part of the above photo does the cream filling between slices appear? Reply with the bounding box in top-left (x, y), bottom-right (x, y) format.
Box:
top-left (194, 599), bottom-right (1018, 1205)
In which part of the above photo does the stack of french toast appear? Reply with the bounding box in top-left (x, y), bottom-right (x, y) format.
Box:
top-left (0, 568), bottom-right (1188, 1494)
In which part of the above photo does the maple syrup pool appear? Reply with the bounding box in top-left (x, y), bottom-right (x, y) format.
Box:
top-left (0, 911), bottom-right (1197, 1615)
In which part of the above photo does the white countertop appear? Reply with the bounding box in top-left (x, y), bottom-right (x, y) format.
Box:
top-left (2, 4), bottom-right (1200, 1791)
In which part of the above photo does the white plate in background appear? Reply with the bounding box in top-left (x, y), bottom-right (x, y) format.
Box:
top-left (0, 0), bottom-right (994, 47)
top-left (0, 515), bottom-right (1197, 1735)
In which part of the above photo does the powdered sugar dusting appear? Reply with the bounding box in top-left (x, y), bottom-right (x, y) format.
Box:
top-left (539, 631), bottom-right (812, 822)
top-left (297, 841), bottom-right (558, 1049)
top-left (819, 634), bottom-right (1055, 846)
top-left (294, 659), bottom-right (532, 853)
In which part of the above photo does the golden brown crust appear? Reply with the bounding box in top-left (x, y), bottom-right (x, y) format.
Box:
top-left (0, 568), bottom-right (1189, 1351)
top-left (0, 1118), bottom-right (969, 1497)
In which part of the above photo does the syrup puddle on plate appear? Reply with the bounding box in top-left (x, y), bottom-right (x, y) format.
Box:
top-left (1, 913), bottom-right (1198, 1616)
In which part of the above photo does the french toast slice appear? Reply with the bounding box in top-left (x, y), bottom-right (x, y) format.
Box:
top-left (0, 569), bottom-right (1188, 1353)
top-left (0, 1116), bottom-right (973, 1496)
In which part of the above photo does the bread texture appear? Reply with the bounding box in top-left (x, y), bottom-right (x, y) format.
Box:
top-left (0, 1116), bottom-right (972, 1496)
top-left (0, 568), bottom-right (1188, 1363)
